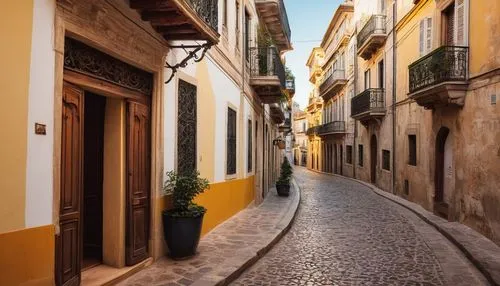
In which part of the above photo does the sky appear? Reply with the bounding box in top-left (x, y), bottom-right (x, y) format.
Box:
top-left (284, 0), bottom-right (344, 109)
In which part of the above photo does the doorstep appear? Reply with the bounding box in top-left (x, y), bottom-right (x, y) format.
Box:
top-left (81, 258), bottom-right (152, 286)
top-left (308, 167), bottom-right (500, 286)
top-left (117, 179), bottom-right (301, 286)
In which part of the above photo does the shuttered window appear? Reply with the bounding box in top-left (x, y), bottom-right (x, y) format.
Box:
top-left (227, 107), bottom-right (237, 175)
top-left (419, 17), bottom-right (433, 56)
top-left (455, 0), bottom-right (466, 46)
top-left (247, 119), bottom-right (252, 172)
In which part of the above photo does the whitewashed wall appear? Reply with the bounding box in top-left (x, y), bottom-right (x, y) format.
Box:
top-left (25, 0), bottom-right (56, 228)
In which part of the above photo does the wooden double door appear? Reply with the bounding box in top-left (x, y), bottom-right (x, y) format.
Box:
top-left (56, 82), bottom-right (151, 286)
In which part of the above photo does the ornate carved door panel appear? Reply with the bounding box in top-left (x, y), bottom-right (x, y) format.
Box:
top-left (126, 101), bottom-right (151, 266)
top-left (56, 82), bottom-right (84, 286)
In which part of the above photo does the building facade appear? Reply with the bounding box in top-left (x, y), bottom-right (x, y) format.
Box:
top-left (0, 0), bottom-right (293, 285)
top-left (292, 109), bottom-right (308, 166)
top-left (307, 0), bottom-right (500, 246)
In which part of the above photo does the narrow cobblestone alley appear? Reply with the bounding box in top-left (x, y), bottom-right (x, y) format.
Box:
top-left (232, 167), bottom-right (488, 286)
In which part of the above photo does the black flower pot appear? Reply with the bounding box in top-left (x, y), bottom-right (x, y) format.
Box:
top-left (162, 211), bottom-right (204, 259)
top-left (276, 184), bottom-right (290, 197)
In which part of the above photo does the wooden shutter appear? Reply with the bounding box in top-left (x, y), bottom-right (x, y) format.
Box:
top-left (56, 82), bottom-right (84, 286)
top-left (419, 20), bottom-right (425, 56)
top-left (126, 101), bottom-right (151, 266)
top-left (426, 18), bottom-right (433, 52)
top-left (455, 0), bottom-right (466, 45)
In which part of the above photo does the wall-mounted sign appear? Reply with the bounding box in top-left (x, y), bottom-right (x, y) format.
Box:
top-left (35, 123), bottom-right (46, 135)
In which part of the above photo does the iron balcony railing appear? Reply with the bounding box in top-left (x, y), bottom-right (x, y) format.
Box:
top-left (318, 121), bottom-right (346, 135)
top-left (357, 15), bottom-right (386, 49)
top-left (186, 0), bottom-right (219, 31)
top-left (320, 69), bottom-right (346, 95)
top-left (249, 47), bottom-right (286, 88)
top-left (286, 79), bottom-right (295, 92)
top-left (278, 0), bottom-right (292, 42)
top-left (306, 125), bottom-right (320, 136)
top-left (409, 46), bottom-right (469, 94)
top-left (351, 88), bottom-right (385, 117)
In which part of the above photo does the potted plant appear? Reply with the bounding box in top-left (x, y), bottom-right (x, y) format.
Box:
top-left (162, 170), bottom-right (210, 259)
top-left (276, 157), bottom-right (293, 197)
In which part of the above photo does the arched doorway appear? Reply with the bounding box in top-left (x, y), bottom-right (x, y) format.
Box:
top-left (370, 135), bottom-right (377, 183)
top-left (435, 127), bottom-right (450, 218)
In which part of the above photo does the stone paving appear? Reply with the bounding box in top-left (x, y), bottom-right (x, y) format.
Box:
top-left (118, 182), bottom-right (300, 286)
top-left (232, 167), bottom-right (488, 286)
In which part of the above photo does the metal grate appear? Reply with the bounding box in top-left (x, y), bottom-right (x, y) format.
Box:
top-left (227, 108), bottom-right (237, 175)
top-left (177, 80), bottom-right (197, 176)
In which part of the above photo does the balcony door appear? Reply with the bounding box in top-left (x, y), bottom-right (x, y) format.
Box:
top-left (364, 70), bottom-right (371, 90)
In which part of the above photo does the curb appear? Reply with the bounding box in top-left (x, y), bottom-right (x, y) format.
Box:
top-left (308, 167), bottom-right (499, 286)
top-left (214, 177), bottom-right (302, 286)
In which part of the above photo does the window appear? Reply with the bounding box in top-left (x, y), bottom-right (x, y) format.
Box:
top-left (408, 135), bottom-right (417, 166)
top-left (227, 107), bottom-right (237, 175)
top-left (346, 145), bottom-right (353, 164)
top-left (378, 60), bottom-right (384, 89)
top-left (364, 69), bottom-right (371, 90)
top-left (419, 17), bottom-right (433, 56)
top-left (247, 119), bottom-right (252, 172)
top-left (244, 10), bottom-right (251, 62)
top-left (358, 144), bottom-right (364, 167)
top-left (177, 80), bottom-right (197, 176)
top-left (382, 150), bottom-right (390, 170)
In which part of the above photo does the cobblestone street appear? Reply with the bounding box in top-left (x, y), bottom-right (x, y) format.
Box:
top-left (232, 167), bottom-right (488, 286)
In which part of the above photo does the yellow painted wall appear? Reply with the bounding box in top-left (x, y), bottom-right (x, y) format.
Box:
top-left (195, 60), bottom-right (216, 182)
top-left (0, 1), bottom-right (34, 232)
top-left (469, 1), bottom-right (500, 77)
top-left (195, 176), bottom-right (255, 235)
top-left (0, 225), bottom-right (54, 286)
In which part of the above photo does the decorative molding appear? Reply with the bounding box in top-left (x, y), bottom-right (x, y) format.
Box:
top-left (64, 38), bottom-right (154, 95)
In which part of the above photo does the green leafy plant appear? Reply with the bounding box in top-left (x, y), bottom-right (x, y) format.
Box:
top-left (163, 170), bottom-right (210, 218)
top-left (276, 157), bottom-right (293, 185)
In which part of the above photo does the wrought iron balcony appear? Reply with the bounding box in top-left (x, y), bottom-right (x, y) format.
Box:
top-left (306, 126), bottom-right (320, 136)
top-left (351, 88), bottom-right (385, 123)
top-left (255, 0), bottom-right (292, 51)
top-left (319, 70), bottom-right (347, 101)
top-left (279, 118), bottom-right (292, 133)
top-left (357, 15), bottom-right (386, 60)
top-left (317, 121), bottom-right (346, 136)
top-left (130, 0), bottom-right (219, 44)
top-left (286, 79), bottom-right (295, 95)
top-left (249, 47), bottom-right (286, 103)
top-left (408, 46), bottom-right (469, 108)
top-left (270, 102), bottom-right (286, 124)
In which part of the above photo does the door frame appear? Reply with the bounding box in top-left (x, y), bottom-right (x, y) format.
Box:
top-left (53, 9), bottom-right (165, 282)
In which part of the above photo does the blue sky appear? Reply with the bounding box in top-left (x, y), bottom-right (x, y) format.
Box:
top-left (284, 0), bottom-right (343, 109)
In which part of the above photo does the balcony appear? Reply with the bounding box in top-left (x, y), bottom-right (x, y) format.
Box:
top-left (306, 126), bottom-right (320, 136)
top-left (351, 88), bottom-right (385, 124)
top-left (250, 47), bottom-right (286, 103)
top-left (317, 121), bottom-right (346, 137)
top-left (357, 15), bottom-right (386, 60)
top-left (408, 46), bottom-right (469, 108)
top-left (279, 118), bottom-right (292, 133)
top-left (286, 79), bottom-right (295, 96)
top-left (319, 70), bottom-right (347, 102)
top-left (130, 0), bottom-right (219, 44)
top-left (269, 102), bottom-right (286, 124)
top-left (255, 0), bottom-right (292, 51)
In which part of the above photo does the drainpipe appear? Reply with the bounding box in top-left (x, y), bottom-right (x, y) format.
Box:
top-left (353, 43), bottom-right (358, 178)
top-left (262, 103), bottom-right (265, 198)
top-left (392, 0), bottom-right (397, 194)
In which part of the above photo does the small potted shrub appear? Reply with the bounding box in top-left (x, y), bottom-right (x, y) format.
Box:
top-left (276, 157), bottom-right (293, 197)
top-left (162, 170), bottom-right (210, 259)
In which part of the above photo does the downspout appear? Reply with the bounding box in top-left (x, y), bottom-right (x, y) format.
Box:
top-left (353, 42), bottom-right (358, 178)
top-left (392, 0), bottom-right (397, 194)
